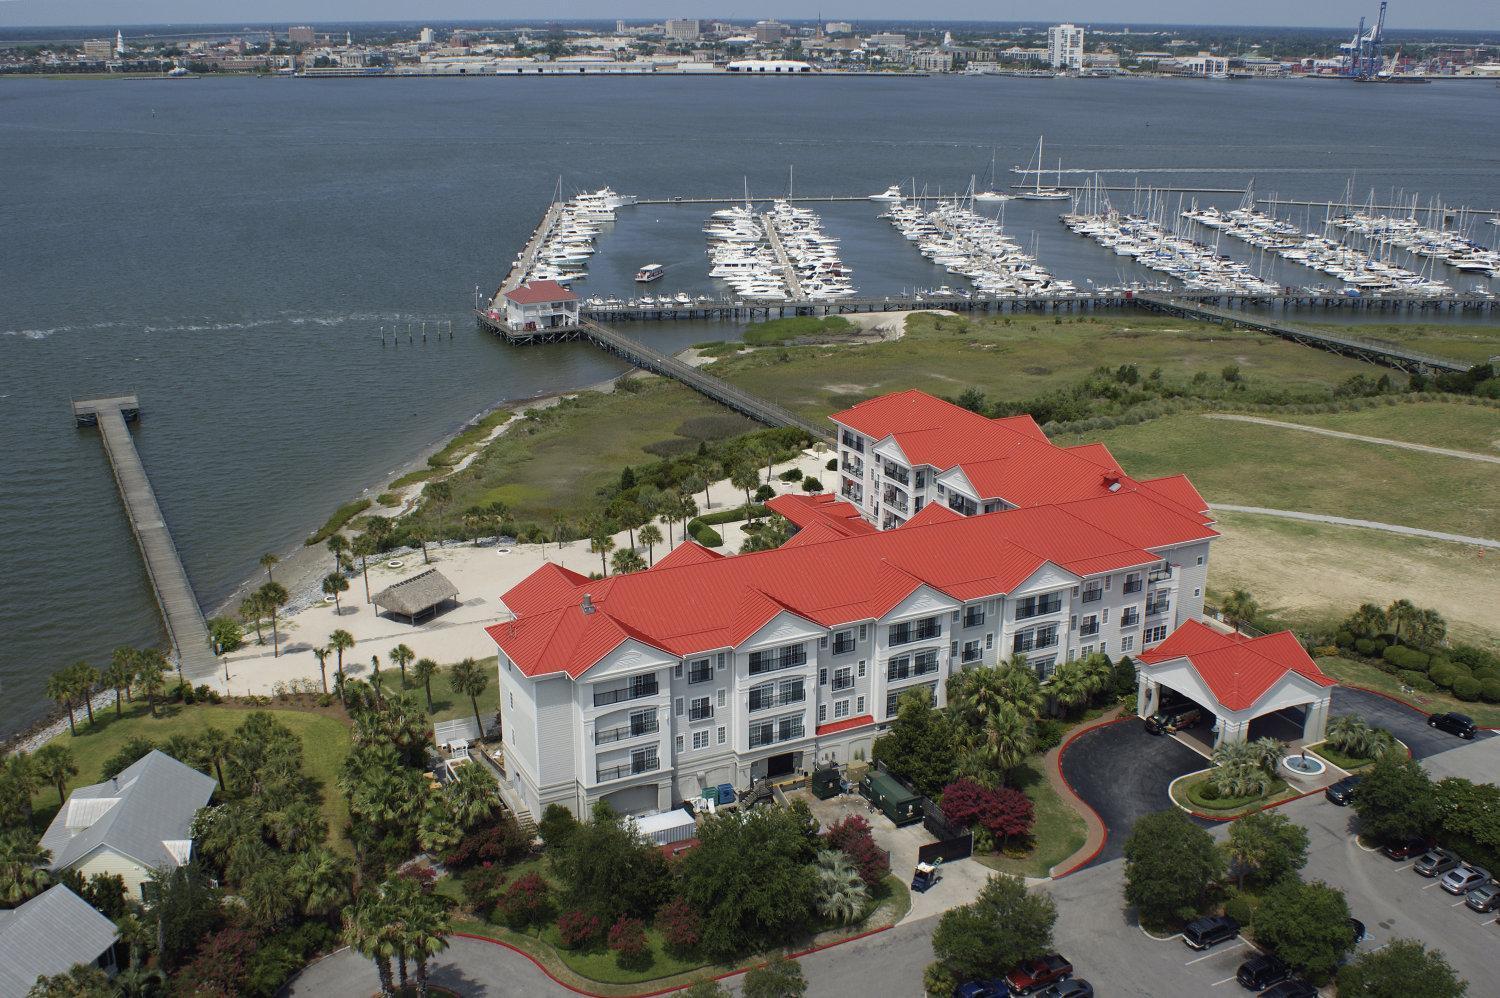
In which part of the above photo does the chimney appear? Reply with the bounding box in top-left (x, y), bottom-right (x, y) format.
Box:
top-left (1103, 473), bottom-right (1122, 492)
top-left (581, 594), bottom-right (595, 615)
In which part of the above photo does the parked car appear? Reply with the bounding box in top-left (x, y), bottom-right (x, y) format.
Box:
top-left (1413, 847), bottom-right (1462, 877)
top-left (1037, 982), bottom-right (1094, 998)
top-left (1349, 918), bottom-right (1366, 945)
top-left (953, 981), bottom-right (1006, 998)
top-left (1237, 953), bottom-right (1291, 990)
top-left (1183, 915), bottom-right (1240, 950)
top-left (1004, 954), bottom-right (1073, 995)
top-left (1325, 775), bottom-right (1361, 806)
top-left (1382, 837), bottom-right (1431, 861)
top-left (1260, 980), bottom-right (1318, 998)
top-left (1440, 863), bottom-right (1491, 895)
top-left (911, 862), bottom-right (941, 893)
top-left (1466, 883), bottom-right (1500, 913)
top-left (1428, 712), bottom-right (1477, 739)
top-left (1147, 704), bottom-right (1205, 735)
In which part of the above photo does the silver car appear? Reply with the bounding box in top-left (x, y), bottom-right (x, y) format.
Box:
top-left (1440, 863), bottom-right (1491, 895)
top-left (1413, 847), bottom-right (1461, 877)
top-left (1466, 883), bottom-right (1500, 913)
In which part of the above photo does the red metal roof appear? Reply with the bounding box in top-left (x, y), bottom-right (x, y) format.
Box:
top-left (900, 503), bottom-right (963, 528)
top-left (767, 493), bottom-right (877, 538)
top-left (1138, 620), bottom-right (1335, 712)
top-left (816, 714), bottom-right (875, 737)
top-left (503, 280), bottom-right (579, 304)
top-left (652, 541), bottom-right (725, 570)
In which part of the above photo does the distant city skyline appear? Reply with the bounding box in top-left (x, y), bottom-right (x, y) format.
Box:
top-left (1, 0), bottom-right (1495, 31)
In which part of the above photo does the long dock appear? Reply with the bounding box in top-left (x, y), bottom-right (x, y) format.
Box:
top-left (73, 396), bottom-right (219, 682)
top-left (1134, 293), bottom-right (1469, 373)
top-left (499, 202), bottom-right (563, 300)
top-left (760, 214), bottom-right (805, 299)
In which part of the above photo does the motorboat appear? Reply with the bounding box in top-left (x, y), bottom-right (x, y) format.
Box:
top-left (868, 185), bottom-right (904, 201)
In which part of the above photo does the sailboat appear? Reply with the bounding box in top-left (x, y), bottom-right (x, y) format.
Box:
top-left (975, 148), bottom-right (1014, 202)
top-left (1019, 136), bottom-right (1071, 201)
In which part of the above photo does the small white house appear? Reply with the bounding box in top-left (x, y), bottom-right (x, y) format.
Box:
top-left (503, 280), bottom-right (580, 331)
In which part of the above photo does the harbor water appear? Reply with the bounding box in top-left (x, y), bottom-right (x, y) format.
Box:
top-left (2, 73), bottom-right (1498, 736)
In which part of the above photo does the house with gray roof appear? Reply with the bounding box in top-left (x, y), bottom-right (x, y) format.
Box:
top-left (0, 884), bottom-right (119, 995)
top-left (39, 749), bottom-right (216, 898)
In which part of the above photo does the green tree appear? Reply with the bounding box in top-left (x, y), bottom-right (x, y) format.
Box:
top-left (34, 743), bottom-right (78, 804)
top-left (1431, 778), bottom-right (1500, 871)
top-left (239, 592), bottom-right (268, 645)
top-left (25, 964), bottom-right (112, 997)
top-left (1337, 938), bottom-right (1467, 998)
top-left (1223, 809), bottom-right (1309, 889)
top-left (104, 647), bottom-right (138, 717)
top-left (445, 760), bottom-right (501, 829)
top-left (329, 629), bottom-right (356, 701)
top-left (391, 644), bottom-right (416, 689)
top-left (412, 658), bottom-right (439, 712)
top-left (146, 863), bottom-right (223, 972)
top-left (351, 533), bottom-right (378, 604)
top-left (1344, 603), bottom-right (1388, 640)
top-left (611, 548), bottom-right (647, 574)
top-left (961, 703), bottom-right (1034, 785)
top-left (1046, 657), bottom-right (1097, 715)
top-left (449, 657), bottom-right (490, 736)
top-left (589, 527), bottom-right (616, 576)
top-left (554, 808), bottom-right (671, 923)
top-left (344, 890), bottom-right (398, 997)
top-left (1220, 588), bottom-right (1260, 631)
top-left (45, 668), bottom-right (80, 736)
top-left (289, 846), bottom-right (352, 923)
top-left (679, 806), bottom-right (819, 960)
top-left (257, 581), bottom-right (289, 657)
top-left (730, 463), bottom-right (759, 511)
top-left (0, 829), bottom-right (51, 905)
top-left (208, 616), bottom-right (243, 654)
top-left (326, 533), bottom-right (350, 573)
top-left (259, 552), bottom-right (279, 583)
top-left (323, 572), bottom-right (350, 615)
top-left (1352, 753), bottom-right (1436, 845)
top-left (870, 686), bottom-right (958, 798)
top-left (0, 753), bottom-right (41, 827)
top-left (390, 877), bottom-right (451, 998)
top-left (313, 645), bottom-right (332, 695)
top-left (1252, 878), bottom-right (1355, 982)
top-left (1385, 599), bottom-right (1418, 643)
top-left (67, 660), bottom-right (100, 727)
top-left (426, 480), bottom-right (453, 544)
top-left (1123, 809), bottom-right (1224, 929)
top-left (929, 873), bottom-right (1057, 982)
top-left (812, 849), bottom-right (868, 924)
top-left (196, 726), bottom-right (230, 789)
top-left (134, 655), bottom-right (167, 718)
top-left (638, 523), bottom-right (663, 565)
top-left (743, 954), bottom-right (807, 998)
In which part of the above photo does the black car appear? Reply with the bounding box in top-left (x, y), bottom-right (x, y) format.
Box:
top-left (1325, 775), bottom-right (1361, 806)
top-left (1037, 982), bottom-right (1094, 998)
top-left (1349, 918), bottom-right (1366, 945)
top-left (1237, 953), bottom-right (1291, 990)
top-left (1183, 915), bottom-right (1240, 950)
top-left (1260, 981), bottom-right (1317, 998)
top-left (1428, 712), bottom-right (1478, 739)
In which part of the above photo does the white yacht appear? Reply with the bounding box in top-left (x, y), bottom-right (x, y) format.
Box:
top-left (868, 185), bottom-right (904, 201)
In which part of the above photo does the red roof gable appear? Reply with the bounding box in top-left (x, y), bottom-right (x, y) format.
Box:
top-left (767, 493), bottom-right (878, 538)
top-left (653, 542), bottom-right (725, 570)
top-left (900, 503), bottom-right (963, 528)
top-left (504, 280), bottom-right (578, 304)
top-left (1138, 620), bottom-right (1335, 711)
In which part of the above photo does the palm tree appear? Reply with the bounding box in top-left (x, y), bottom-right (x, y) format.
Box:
top-left (259, 552), bottom-right (279, 583)
top-left (0, 829), bottom-right (52, 905)
top-left (611, 548), bottom-right (647, 574)
top-left (412, 658), bottom-right (439, 712)
top-left (329, 630), bottom-right (355, 703)
top-left (190, 726), bottom-right (229, 790)
top-left (323, 572), bottom-right (350, 615)
top-left (258, 582), bottom-right (289, 657)
top-left (239, 592), bottom-right (268, 645)
top-left (679, 495), bottom-right (699, 536)
top-left (391, 644), bottom-right (416, 688)
top-left (426, 480), bottom-right (453, 546)
top-left (409, 523), bottom-right (431, 565)
top-left (1220, 588), bottom-right (1260, 632)
top-left (730, 463), bottom-right (759, 512)
top-left (370, 656), bottom-right (384, 706)
top-left (113, 910), bottom-right (155, 972)
top-left (343, 891), bottom-right (399, 997)
top-left (45, 668), bottom-right (79, 735)
top-left (1386, 599), bottom-right (1419, 642)
top-left (313, 646), bottom-right (332, 695)
top-left (1348, 602), bottom-right (1388, 639)
top-left (589, 529), bottom-right (615, 576)
top-left (1410, 608), bottom-right (1447, 650)
top-left (387, 878), bottom-right (451, 998)
top-left (695, 458), bottom-right (720, 508)
top-left (4, 753), bottom-right (40, 825)
top-left (638, 523), bottom-right (663, 566)
top-left (813, 849), bottom-right (868, 925)
top-left (352, 534), bottom-right (378, 603)
top-left (1326, 714), bottom-right (1371, 756)
top-left (1047, 659), bottom-right (1094, 716)
top-left (291, 847), bottom-right (352, 924)
top-left (446, 762), bottom-right (502, 828)
top-left (326, 533), bottom-right (351, 573)
top-left (68, 660), bottom-right (99, 726)
top-left (135, 656), bottom-right (167, 718)
top-left (549, 513), bottom-right (569, 552)
top-left (450, 658), bottom-right (490, 737)
top-left (34, 743), bottom-right (78, 804)
top-left (962, 703), bottom-right (1033, 782)
top-left (104, 648), bottom-right (137, 717)
top-left (681, 473), bottom-right (707, 513)
top-left (1248, 737), bottom-right (1285, 776)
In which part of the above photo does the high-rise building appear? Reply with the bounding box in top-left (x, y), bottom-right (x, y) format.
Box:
top-left (665, 19), bottom-right (701, 42)
top-left (82, 38), bottom-right (114, 61)
top-left (287, 25), bottom-right (316, 46)
top-left (825, 21), bottom-right (854, 34)
top-left (419, 27), bottom-right (435, 44)
top-left (1048, 23), bottom-right (1084, 70)
top-left (753, 20), bottom-right (788, 44)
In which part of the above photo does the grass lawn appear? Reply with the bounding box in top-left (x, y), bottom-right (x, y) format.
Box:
top-left (1317, 656), bottom-right (1500, 727)
top-left (370, 657), bottom-right (501, 725)
top-left (1054, 411), bottom-right (1500, 540)
top-left (1310, 322), bottom-right (1500, 366)
top-left (31, 699), bottom-right (351, 847)
top-left (975, 757), bottom-right (1088, 879)
top-left (1262, 400), bottom-right (1500, 455)
top-left (1170, 771), bottom-right (1297, 817)
top-left (408, 380), bottom-right (759, 529)
top-left (708, 312), bottom-right (1394, 422)
top-left (1304, 740), bottom-right (1379, 772)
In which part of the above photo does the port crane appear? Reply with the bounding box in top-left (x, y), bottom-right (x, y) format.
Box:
top-left (1341, 1), bottom-right (1388, 79)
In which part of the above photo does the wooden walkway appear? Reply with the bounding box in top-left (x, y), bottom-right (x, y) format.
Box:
top-left (1134, 293), bottom-right (1470, 373)
top-left (73, 397), bottom-right (220, 682)
top-left (760, 213), bottom-right (805, 299)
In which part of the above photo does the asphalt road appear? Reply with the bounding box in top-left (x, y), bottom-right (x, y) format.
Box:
top-left (1058, 719), bottom-right (1209, 864)
top-left (1329, 685), bottom-right (1492, 759)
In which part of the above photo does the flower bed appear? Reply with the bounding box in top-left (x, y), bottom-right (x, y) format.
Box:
top-left (1170, 770), bottom-right (1296, 818)
top-left (1304, 741), bottom-right (1379, 772)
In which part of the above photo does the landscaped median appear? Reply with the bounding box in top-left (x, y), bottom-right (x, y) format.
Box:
top-left (1169, 768), bottom-right (1301, 819)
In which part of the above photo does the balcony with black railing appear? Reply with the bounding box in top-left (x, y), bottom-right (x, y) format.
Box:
top-left (1080, 622), bottom-right (1100, 638)
top-left (597, 753), bottom-right (659, 783)
top-left (1123, 579), bottom-right (1144, 595)
top-left (1081, 587), bottom-right (1103, 604)
top-left (593, 677), bottom-right (659, 708)
top-left (1015, 594), bottom-right (1063, 620)
top-left (882, 462), bottom-right (910, 486)
top-left (595, 718), bottom-right (660, 745)
top-left (748, 644), bottom-right (808, 676)
top-left (1121, 609), bottom-right (1140, 627)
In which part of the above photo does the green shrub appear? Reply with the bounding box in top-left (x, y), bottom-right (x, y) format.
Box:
top-left (1334, 630), bottom-right (1355, 648)
top-left (1196, 782), bottom-right (1221, 801)
top-left (1480, 679), bottom-right (1500, 704)
top-left (1224, 891), bottom-right (1257, 927)
top-left (826, 458), bottom-right (838, 471)
top-left (754, 484), bottom-right (775, 502)
top-left (778, 468), bottom-right (804, 482)
top-left (1452, 676), bottom-right (1482, 702)
top-left (676, 414), bottom-right (756, 441)
top-left (687, 521), bottom-right (723, 547)
top-left (696, 503), bottom-right (767, 526)
top-left (1428, 665), bottom-right (1458, 690)
top-left (1398, 670), bottom-right (1437, 693)
top-left (1033, 718), bottom-right (1068, 753)
top-left (801, 477), bottom-right (824, 492)
top-left (1452, 644), bottom-right (1500, 673)
top-left (643, 438), bottom-right (698, 459)
top-left (1353, 638), bottom-right (1379, 657)
top-left (1382, 645), bottom-right (1430, 671)
top-left (306, 498), bottom-right (372, 546)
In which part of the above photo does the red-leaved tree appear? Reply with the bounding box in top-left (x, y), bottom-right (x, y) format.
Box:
top-left (557, 908), bottom-right (603, 949)
top-left (824, 813), bottom-right (890, 891)
top-left (500, 872), bottom-right (552, 930)
top-left (656, 896), bottom-right (702, 954)
top-left (979, 785), bottom-right (1035, 848)
top-left (607, 915), bottom-right (649, 967)
top-left (940, 777), bottom-right (997, 829)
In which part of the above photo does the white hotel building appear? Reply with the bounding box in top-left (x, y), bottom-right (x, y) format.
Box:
top-left (488, 390), bottom-right (1220, 820)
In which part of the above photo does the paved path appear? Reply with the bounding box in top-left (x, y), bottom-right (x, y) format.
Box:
top-left (1209, 504), bottom-right (1500, 550)
top-left (1042, 707), bottom-right (1123, 877)
top-left (1206, 413), bottom-right (1500, 465)
top-left (286, 936), bottom-right (566, 997)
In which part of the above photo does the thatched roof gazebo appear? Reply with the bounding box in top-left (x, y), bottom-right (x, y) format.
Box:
top-left (372, 568), bottom-right (459, 624)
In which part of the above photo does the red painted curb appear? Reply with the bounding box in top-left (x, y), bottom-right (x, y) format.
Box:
top-left (1341, 681), bottom-right (1500, 732)
top-left (1052, 714), bottom-right (1132, 878)
top-left (1178, 783), bottom-right (1326, 823)
top-left (455, 920), bottom-right (895, 997)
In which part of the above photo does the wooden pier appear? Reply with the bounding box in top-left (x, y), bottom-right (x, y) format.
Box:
top-left (498, 202), bottom-right (564, 302)
top-left (73, 396), bottom-right (220, 683)
top-left (760, 213), bottom-right (805, 299)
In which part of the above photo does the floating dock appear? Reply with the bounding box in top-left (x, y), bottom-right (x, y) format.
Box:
top-left (73, 396), bottom-right (219, 682)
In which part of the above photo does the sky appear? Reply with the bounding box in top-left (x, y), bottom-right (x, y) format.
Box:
top-left (1, 0), bottom-right (1495, 30)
